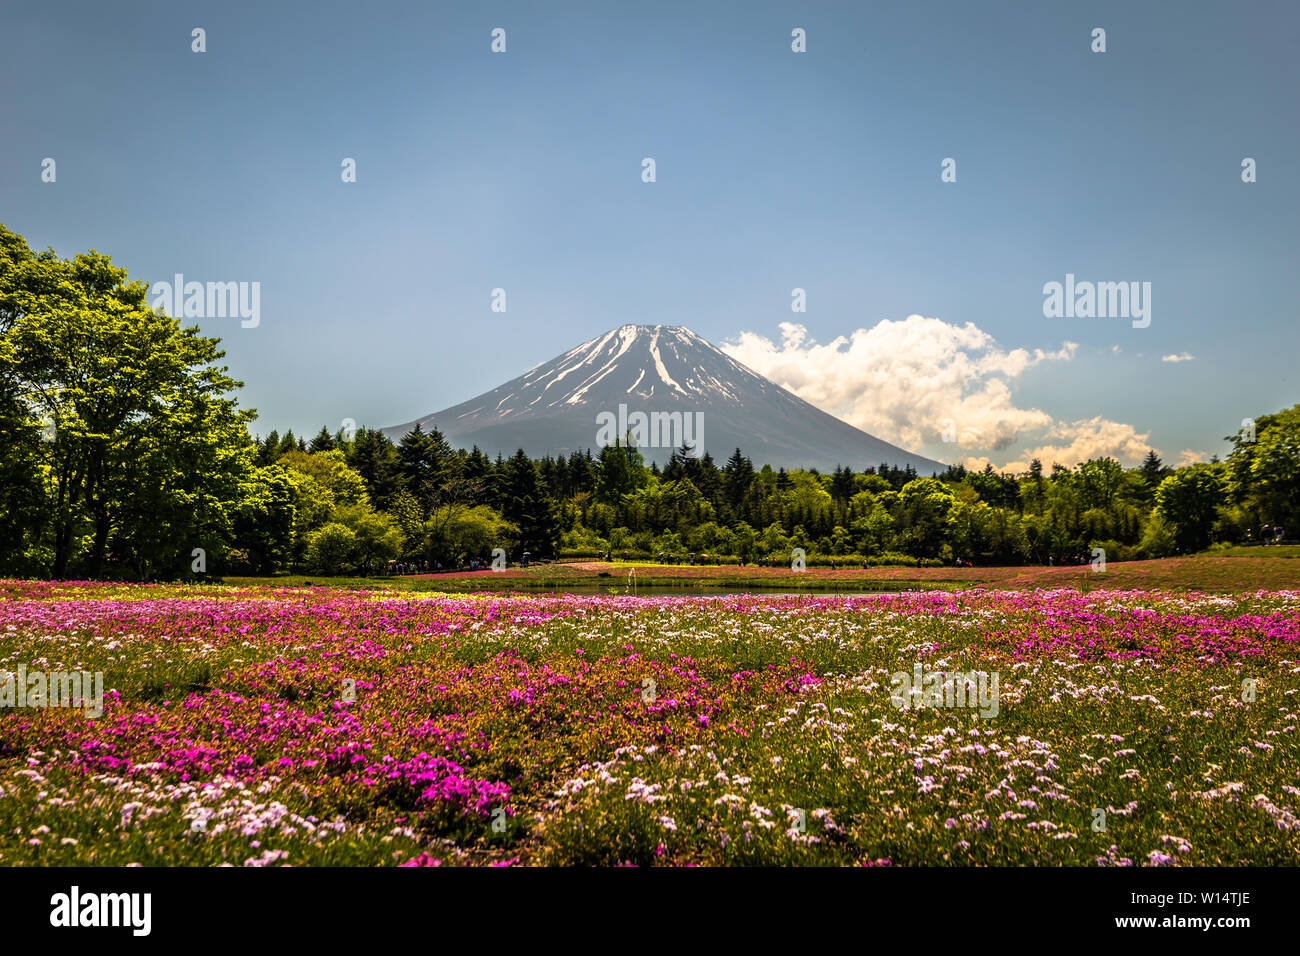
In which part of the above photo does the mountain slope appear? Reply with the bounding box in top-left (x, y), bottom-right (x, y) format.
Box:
top-left (383, 325), bottom-right (947, 472)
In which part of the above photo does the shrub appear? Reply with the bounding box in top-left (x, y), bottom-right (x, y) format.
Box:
top-left (304, 522), bottom-right (358, 574)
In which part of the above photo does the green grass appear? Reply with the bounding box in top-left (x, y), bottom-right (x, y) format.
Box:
top-left (221, 549), bottom-right (1300, 596)
top-left (1204, 543), bottom-right (1300, 558)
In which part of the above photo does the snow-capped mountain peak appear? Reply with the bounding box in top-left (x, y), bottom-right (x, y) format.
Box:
top-left (384, 325), bottom-right (945, 471)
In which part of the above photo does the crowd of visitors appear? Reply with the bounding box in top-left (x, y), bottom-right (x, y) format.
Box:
top-left (1259, 524), bottom-right (1287, 545)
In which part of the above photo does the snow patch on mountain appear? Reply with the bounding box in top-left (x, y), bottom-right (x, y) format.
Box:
top-left (383, 324), bottom-right (946, 471)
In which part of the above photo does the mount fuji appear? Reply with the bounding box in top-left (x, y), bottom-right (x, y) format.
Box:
top-left (383, 325), bottom-right (947, 473)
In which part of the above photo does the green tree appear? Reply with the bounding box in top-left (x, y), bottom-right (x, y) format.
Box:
top-left (335, 502), bottom-right (403, 570)
top-left (309, 426), bottom-right (336, 453)
top-left (304, 522), bottom-right (358, 574)
top-left (722, 448), bottom-right (754, 511)
top-left (499, 449), bottom-right (561, 557)
top-left (279, 449), bottom-right (368, 509)
top-left (1140, 450), bottom-right (1167, 489)
top-left (387, 490), bottom-right (426, 557)
top-left (347, 427), bottom-right (404, 508)
top-left (230, 466), bottom-right (298, 573)
top-left (1154, 465), bottom-right (1225, 553)
top-left (1226, 406), bottom-right (1300, 534)
top-left (1138, 511), bottom-right (1177, 558)
top-left (426, 504), bottom-right (517, 564)
top-left (896, 478), bottom-right (957, 558)
top-left (398, 424), bottom-right (436, 508)
top-left (257, 430), bottom-right (280, 466)
top-left (1077, 457), bottom-right (1124, 511)
top-left (0, 224), bottom-right (255, 578)
top-left (594, 437), bottom-right (648, 505)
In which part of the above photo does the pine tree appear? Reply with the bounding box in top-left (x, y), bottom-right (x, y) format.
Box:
top-left (1140, 450), bottom-right (1165, 487)
top-left (695, 450), bottom-right (721, 509)
top-left (462, 445), bottom-right (494, 488)
top-left (348, 428), bottom-right (403, 507)
top-left (259, 430), bottom-right (280, 466)
top-left (551, 455), bottom-right (570, 498)
top-left (309, 426), bottom-right (335, 453)
top-left (567, 450), bottom-right (597, 496)
top-left (830, 464), bottom-right (855, 502)
top-left (500, 449), bottom-right (561, 557)
top-left (490, 453), bottom-right (507, 510)
top-left (662, 445), bottom-right (688, 483)
top-left (595, 437), bottom-right (647, 504)
top-left (397, 424), bottom-right (436, 512)
top-left (723, 448), bottom-right (754, 510)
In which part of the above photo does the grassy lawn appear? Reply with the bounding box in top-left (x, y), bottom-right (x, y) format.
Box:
top-left (220, 548), bottom-right (1300, 595)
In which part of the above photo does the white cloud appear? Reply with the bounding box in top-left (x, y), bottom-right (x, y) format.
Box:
top-left (963, 418), bottom-right (1155, 473)
top-left (1177, 449), bottom-right (1207, 466)
top-left (1161, 352), bottom-right (1195, 363)
top-left (722, 316), bottom-right (1073, 453)
top-left (722, 316), bottom-right (1156, 473)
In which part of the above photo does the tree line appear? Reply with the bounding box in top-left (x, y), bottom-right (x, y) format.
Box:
top-left (3, 224), bottom-right (1297, 579)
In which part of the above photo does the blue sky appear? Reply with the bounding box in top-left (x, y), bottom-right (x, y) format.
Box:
top-left (2, 0), bottom-right (1295, 468)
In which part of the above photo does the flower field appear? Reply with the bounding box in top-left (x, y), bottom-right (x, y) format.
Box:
top-left (1, 581), bottom-right (1298, 866)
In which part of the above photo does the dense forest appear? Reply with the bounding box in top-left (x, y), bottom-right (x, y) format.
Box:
top-left (3, 224), bottom-right (1298, 579)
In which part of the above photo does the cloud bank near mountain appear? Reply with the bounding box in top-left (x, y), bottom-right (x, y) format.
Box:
top-left (722, 316), bottom-right (1157, 473)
